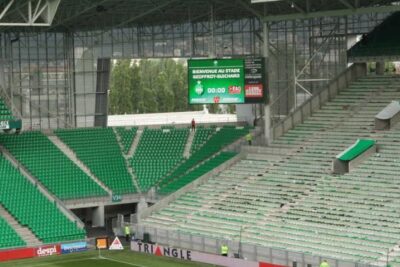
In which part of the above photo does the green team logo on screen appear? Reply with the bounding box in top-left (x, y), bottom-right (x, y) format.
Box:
top-left (195, 81), bottom-right (204, 95)
top-left (188, 59), bottom-right (245, 104)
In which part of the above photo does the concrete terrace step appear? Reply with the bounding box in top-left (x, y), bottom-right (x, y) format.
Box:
top-left (0, 204), bottom-right (42, 247)
top-left (47, 135), bottom-right (113, 196)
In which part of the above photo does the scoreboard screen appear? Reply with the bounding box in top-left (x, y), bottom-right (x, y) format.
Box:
top-left (188, 59), bottom-right (245, 104)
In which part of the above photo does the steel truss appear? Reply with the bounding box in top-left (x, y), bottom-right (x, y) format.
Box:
top-left (0, 0), bottom-right (60, 26)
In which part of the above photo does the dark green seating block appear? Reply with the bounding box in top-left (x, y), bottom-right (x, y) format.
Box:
top-left (0, 155), bottom-right (85, 244)
top-left (0, 132), bottom-right (108, 200)
top-left (55, 128), bottom-right (136, 194)
top-left (131, 127), bottom-right (189, 191)
top-left (0, 216), bottom-right (26, 249)
top-left (115, 127), bottom-right (138, 154)
top-left (158, 126), bottom-right (249, 192)
top-left (159, 152), bottom-right (237, 194)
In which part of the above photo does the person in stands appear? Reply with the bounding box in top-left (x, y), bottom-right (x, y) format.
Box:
top-left (221, 244), bottom-right (229, 257)
top-left (320, 260), bottom-right (330, 267)
top-left (124, 225), bottom-right (131, 242)
top-left (191, 118), bottom-right (196, 131)
top-left (245, 132), bottom-right (253, 146)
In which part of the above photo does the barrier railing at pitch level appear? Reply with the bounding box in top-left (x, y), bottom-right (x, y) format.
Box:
top-left (134, 225), bottom-right (382, 267)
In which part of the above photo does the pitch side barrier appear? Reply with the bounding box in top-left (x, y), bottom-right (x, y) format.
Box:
top-left (131, 240), bottom-right (284, 267)
top-left (134, 225), bottom-right (381, 267)
top-left (0, 241), bottom-right (88, 262)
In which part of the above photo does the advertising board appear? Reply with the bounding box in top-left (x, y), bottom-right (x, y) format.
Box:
top-left (61, 242), bottom-right (88, 254)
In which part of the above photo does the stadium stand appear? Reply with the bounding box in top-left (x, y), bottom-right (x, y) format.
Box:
top-left (115, 127), bottom-right (138, 154)
top-left (131, 127), bottom-right (189, 191)
top-left (0, 131), bottom-right (108, 200)
top-left (0, 215), bottom-right (25, 248)
top-left (55, 128), bottom-right (137, 194)
top-left (140, 75), bottom-right (400, 263)
top-left (158, 151), bottom-right (237, 194)
top-left (0, 155), bottom-right (85, 243)
top-left (348, 12), bottom-right (400, 59)
top-left (190, 126), bottom-right (216, 154)
top-left (157, 126), bottom-right (249, 191)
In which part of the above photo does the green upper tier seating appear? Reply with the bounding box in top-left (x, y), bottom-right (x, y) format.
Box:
top-left (159, 151), bottom-right (237, 194)
top-left (0, 155), bottom-right (85, 243)
top-left (131, 127), bottom-right (189, 191)
top-left (190, 126), bottom-right (216, 154)
top-left (0, 215), bottom-right (25, 249)
top-left (158, 126), bottom-right (249, 190)
top-left (55, 128), bottom-right (136, 194)
top-left (0, 132), bottom-right (108, 200)
top-left (0, 99), bottom-right (15, 121)
top-left (348, 12), bottom-right (400, 59)
top-left (115, 127), bottom-right (138, 154)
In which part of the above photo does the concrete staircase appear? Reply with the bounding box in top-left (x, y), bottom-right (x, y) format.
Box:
top-left (0, 145), bottom-right (85, 229)
top-left (46, 135), bottom-right (113, 196)
top-left (0, 204), bottom-right (42, 247)
top-left (113, 127), bottom-right (125, 153)
top-left (112, 128), bottom-right (141, 193)
top-left (128, 129), bottom-right (143, 157)
top-left (183, 130), bottom-right (195, 159)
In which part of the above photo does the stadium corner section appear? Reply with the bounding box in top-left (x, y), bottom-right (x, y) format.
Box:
top-left (0, 241), bottom-right (87, 262)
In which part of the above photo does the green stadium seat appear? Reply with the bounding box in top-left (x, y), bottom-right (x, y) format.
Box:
top-left (0, 155), bottom-right (85, 244)
top-left (55, 128), bottom-right (137, 194)
top-left (0, 132), bottom-right (108, 200)
top-left (115, 127), bottom-right (138, 154)
top-left (131, 127), bottom-right (189, 191)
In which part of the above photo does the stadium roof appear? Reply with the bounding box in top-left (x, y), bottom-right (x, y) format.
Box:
top-left (2, 0), bottom-right (400, 30)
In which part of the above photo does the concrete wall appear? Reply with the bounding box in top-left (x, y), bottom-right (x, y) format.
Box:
top-left (236, 104), bottom-right (255, 126)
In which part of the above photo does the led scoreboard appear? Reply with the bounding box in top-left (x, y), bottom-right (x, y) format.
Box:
top-left (188, 58), bottom-right (267, 104)
top-left (188, 59), bottom-right (245, 104)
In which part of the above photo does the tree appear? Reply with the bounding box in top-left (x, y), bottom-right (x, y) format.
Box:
top-left (109, 59), bottom-right (133, 114)
top-left (131, 62), bottom-right (142, 113)
top-left (109, 58), bottom-right (203, 114)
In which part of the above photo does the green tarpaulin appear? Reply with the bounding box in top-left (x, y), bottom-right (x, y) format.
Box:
top-left (336, 139), bottom-right (376, 161)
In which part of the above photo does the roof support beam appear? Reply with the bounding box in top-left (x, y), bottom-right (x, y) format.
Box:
top-left (47, 0), bottom-right (109, 30)
top-left (113, 0), bottom-right (179, 29)
top-left (264, 4), bottom-right (400, 21)
top-left (0, 0), bottom-right (60, 26)
top-left (235, 0), bottom-right (263, 19)
top-left (338, 0), bottom-right (354, 9)
top-left (284, 0), bottom-right (305, 14)
top-left (0, 0), bottom-right (15, 21)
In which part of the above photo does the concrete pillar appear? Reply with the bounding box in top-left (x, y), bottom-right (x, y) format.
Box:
top-left (264, 105), bottom-right (271, 144)
top-left (262, 19), bottom-right (272, 144)
top-left (92, 205), bottom-right (105, 227)
top-left (376, 61), bottom-right (385, 75)
top-left (136, 196), bottom-right (148, 224)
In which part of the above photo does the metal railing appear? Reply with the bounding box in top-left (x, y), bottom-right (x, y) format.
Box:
top-left (134, 225), bottom-right (382, 267)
